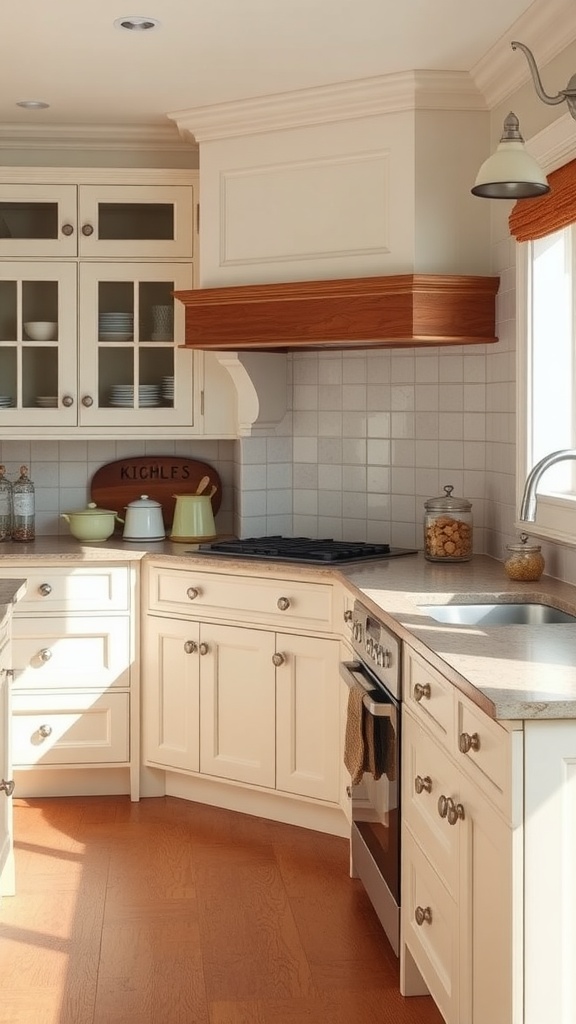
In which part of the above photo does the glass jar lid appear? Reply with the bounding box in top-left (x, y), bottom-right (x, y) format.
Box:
top-left (506, 532), bottom-right (542, 553)
top-left (424, 484), bottom-right (472, 513)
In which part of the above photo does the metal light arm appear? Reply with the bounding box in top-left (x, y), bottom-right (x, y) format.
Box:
top-left (512, 41), bottom-right (576, 119)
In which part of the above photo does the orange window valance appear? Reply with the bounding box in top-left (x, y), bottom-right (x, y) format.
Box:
top-left (509, 157), bottom-right (576, 242)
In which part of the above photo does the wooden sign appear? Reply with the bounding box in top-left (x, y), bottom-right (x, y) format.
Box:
top-left (90, 456), bottom-right (222, 528)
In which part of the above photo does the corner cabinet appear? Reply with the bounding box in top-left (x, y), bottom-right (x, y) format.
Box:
top-left (0, 170), bottom-right (237, 440)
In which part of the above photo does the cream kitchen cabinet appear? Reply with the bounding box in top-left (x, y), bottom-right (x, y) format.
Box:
top-left (143, 562), bottom-right (342, 807)
top-left (0, 562), bottom-right (139, 801)
top-left (0, 613), bottom-right (15, 898)
top-left (400, 646), bottom-right (520, 1024)
top-left (0, 179), bottom-right (194, 260)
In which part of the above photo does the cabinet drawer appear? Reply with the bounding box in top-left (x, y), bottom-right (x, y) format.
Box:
top-left (404, 648), bottom-right (454, 742)
top-left (455, 694), bottom-right (511, 816)
top-left (0, 565), bottom-right (130, 613)
top-left (12, 692), bottom-right (129, 765)
top-left (403, 710), bottom-right (459, 896)
top-left (402, 829), bottom-right (460, 1024)
top-left (11, 616), bottom-right (131, 691)
top-left (147, 566), bottom-right (335, 631)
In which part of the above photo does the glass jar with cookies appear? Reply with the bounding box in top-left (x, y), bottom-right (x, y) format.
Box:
top-left (424, 485), bottom-right (473, 562)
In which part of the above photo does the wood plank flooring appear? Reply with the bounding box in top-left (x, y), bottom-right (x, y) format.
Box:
top-left (0, 796), bottom-right (444, 1024)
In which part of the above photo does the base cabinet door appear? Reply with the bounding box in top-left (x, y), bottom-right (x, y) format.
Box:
top-left (200, 624), bottom-right (276, 787)
top-left (0, 623), bottom-right (14, 896)
top-left (143, 616), bottom-right (200, 773)
top-left (276, 633), bottom-right (341, 802)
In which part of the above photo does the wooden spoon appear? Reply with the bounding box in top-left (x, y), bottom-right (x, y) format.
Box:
top-left (195, 475), bottom-right (210, 495)
top-left (208, 484), bottom-right (217, 498)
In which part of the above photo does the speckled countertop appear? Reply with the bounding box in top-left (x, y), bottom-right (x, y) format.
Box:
top-left (2, 537), bottom-right (576, 721)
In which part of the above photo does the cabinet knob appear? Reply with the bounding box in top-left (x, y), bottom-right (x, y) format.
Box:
top-left (446, 798), bottom-right (465, 825)
top-left (415, 905), bottom-right (432, 926)
top-left (459, 731), bottom-right (480, 754)
top-left (199, 642), bottom-right (209, 656)
top-left (39, 648), bottom-right (53, 663)
top-left (414, 774), bottom-right (432, 794)
top-left (186, 587), bottom-right (200, 600)
top-left (183, 640), bottom-right (198, 654)
top-left (413, 682), bottom-right (431, 702)
top-left (61, 223), bottom-right (74, 236)
top-left (38, 724), bottom-right (52, 738)
top-left (437, 794), bottom-right (449, 818)
top-left (81, 395), bottom-right (94, 408)
top-left (277, 596), bottom-right (290, 611)
top-left (62, 395), bottom-right (74, 407)
top-left (38, 583), bottom-right (52, 597)
top-left (81, 223), bottom-right (94, 236)
top-left (272, 652), bottom-right (285, 667)
top-left (0, 778), bottom-right (15, 797)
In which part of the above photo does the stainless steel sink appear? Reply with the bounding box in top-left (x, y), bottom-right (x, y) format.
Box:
top-left (418, 602), bottom-right (576, 626)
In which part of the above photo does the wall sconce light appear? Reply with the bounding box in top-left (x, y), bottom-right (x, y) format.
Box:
top-left (470, 40), bottom-right (576, 200)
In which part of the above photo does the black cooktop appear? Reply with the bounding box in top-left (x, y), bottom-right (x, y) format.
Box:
top-left (196, 536), bottom-right (418, 565)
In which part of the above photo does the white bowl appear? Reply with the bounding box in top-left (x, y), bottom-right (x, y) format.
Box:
top-left (24, 321), bottom-right (57, 341)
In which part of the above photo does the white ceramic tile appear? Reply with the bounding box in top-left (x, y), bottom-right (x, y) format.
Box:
top-left (266, 489), bottom-right (292, 515)
top-left (391, 467), bottom-right (416, 495)
top-left (318, 357), bottom-right (343, 386)
top-left (415, 384), bottom-right (439, 412)
top-left (2, 441), bottom-right (31, 464)
top-left (293, 490), bottom-right (318, 515)
top-left (318, 411), bottom-right (343, 437)
top-left (464, 384), bottom-right (486, 412)
top-left (293, 411), bottom-right (319, 436)
top-left (463, 354), bottom-right (486, 383)
top-left (266, 513), bottom-right (293, 535)
top-left (242, 464), bottom-right (268, 490)
top-left (415, 355), bottom-right (439, 384)
top-left (391, 439), bottom-right (415, 465)
top-left (366, 411), bottom-right (390, 437)
top-left (366, 352), bottom-right (392, 383)
top-left (438, 352), bottom-right (464, 382)
top-left (59, 462), bottom-right (90, 488)
top-left (318, 464), bottom-right (343, 490)
top-left (415, 439), bottom-right (439, 467)
top-left (367, 439), bottom-right (390, 466)
top-left (414, 412), bottom-right (439, 439)
top-left (266, 436), bottom-right (292, 463)
top-left (318, 385), bottom-right (343, 410)
top-left (342, 384), bottom-right (367, 411)
top-left (342, 465), bottom-right (366, 491)
top-left (267, 463), bottom-right (293, 489)
top-left (439, 384), bottom-right (464, 412)
top-left (293, 385), bottom-right (319, 411)
top-left (293, 357), bottom-right (319, 385)
top-left (391, 352), bottom-right (415, 382)
top-left (342, 358), bottom-right (367, 384)
top-left (293, 437), bottom-right (318, 463)
top-left (366, 493), bottom-right (391, 521)
top-left (341, 518), bottom-right (367, 541)
top-left (239, 490), bottom-right (267, 516)
top-left (391, 385), bottom-right (415, 411)
top-left (439, 412), bottom-right (464, 439)
top-left (391, 493), bottom-right (417, 522)
top-left (293, 463), bottom-right (318, 488)
top-left (438, 440), bottom-right (464, 469)
top-left (342, 491), bottom-right (367, 518)
top-left (318, 438), bottom-right (343, 464)
top-left (463, 413), bottom-right (486, 442)
top-left (30, 461), bottom-right (60, 487)
top-left (318, 489), bottom-right (342, 516)
top-left (342, 439), bottom-right (367, 464)
top-left (239, 437), bottom-right (267, 464)
top-left (293, 514), bottom-right (318, 535)
top-left (390, 412), bottom-right (415, 439)
top-left (34, 487), bottom-right (60, 512)
top-left (367, 466), bottom-right (390, 492)
top-left (367, 520), bottom-right (391, 543)
top-left (367, 384), bottom-right (392, 412)
top-left (317, 517), bottom-right (343, 539)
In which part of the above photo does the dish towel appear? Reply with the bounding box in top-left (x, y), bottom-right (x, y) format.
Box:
top-left (343, 681), bottom-right (395, 785)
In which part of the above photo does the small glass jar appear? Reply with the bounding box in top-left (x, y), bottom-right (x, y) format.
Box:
top-left (12, 465), bottom-right (35, 542)
top-left (424, 485), bottom-right (473, 562)
top-left (504, 533), bottom-right (545, 582)
top-left (0, 465), bottom-right (13, 541)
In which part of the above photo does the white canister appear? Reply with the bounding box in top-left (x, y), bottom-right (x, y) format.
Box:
top-left (121, 495), bottom-right (166, 542)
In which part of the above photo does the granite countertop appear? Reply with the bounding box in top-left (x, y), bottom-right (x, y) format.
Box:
top-left (2, 537), bottom-right (576, 721)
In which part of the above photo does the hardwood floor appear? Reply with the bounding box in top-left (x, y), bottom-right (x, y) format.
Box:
top-left (0, 796), bottom-right (443, 1024)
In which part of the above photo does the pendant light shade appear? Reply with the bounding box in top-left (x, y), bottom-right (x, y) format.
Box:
top-left (471, 112), bottom-right (550, 200)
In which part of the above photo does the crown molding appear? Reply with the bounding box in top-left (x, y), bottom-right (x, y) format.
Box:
top-left (526, 111), bottom-right (576, 173)
top-left (471, 0), bottom-right (576, 110)
top-left (0, 121), bottom-right (197, 152)
top-left (168, 70), bottom-right (486, 144)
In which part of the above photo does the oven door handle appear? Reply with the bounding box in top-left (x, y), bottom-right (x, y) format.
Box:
top-left (340, 661), bottom-right (394, 719)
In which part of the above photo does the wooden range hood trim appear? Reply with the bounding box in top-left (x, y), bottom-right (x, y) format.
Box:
top-left (175, 274), bottom-right (500, 352)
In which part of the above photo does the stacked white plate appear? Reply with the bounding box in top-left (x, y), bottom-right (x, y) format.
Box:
top-left (161, 376), bottom-right (175, 403)
top-left (35, 396), bottom-right (58, 408)
top-left (99, 311), bottom-right (134, 342)
top-left (109, 384), bottom-right (161, 407)
top-left (0, 395), bottom-right (12, 408)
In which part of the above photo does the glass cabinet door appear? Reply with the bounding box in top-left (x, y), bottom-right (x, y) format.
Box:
top-left (78, 262), bottom-right (195, 427)
top-left (78, 186), bottom-right (194, 259)
top-left (0, 262), bottom-right (77, 426)
top-left (0, 186), bottom-right (78, 257)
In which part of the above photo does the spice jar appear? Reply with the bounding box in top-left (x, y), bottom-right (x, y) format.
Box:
top-left (0, 465), bottom-right (13, 541)
top-left (424, 484), bottom-right (473, 562)
top-left (12, 465), bottom-right (35, 542)
top-left (504, 533), bottom-right (545, 582)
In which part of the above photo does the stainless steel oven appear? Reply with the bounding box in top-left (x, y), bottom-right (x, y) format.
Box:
top-left (340, 599), bottom-right (401, 956)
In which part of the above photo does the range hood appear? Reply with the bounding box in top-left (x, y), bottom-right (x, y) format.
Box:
top-left (175, 273), bottom-right (500, 352)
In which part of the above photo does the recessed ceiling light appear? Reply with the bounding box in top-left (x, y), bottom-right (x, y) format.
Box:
top-left (16, 100), bottom-right (50, 110)
top-left (113, 15), bottom-right (160, 31)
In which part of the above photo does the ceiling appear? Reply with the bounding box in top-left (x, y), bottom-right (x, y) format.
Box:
top-left (0, 0), bottom-right (546, 130)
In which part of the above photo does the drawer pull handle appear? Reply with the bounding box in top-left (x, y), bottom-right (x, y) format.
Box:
top-left (437, 794), bottom-right (449, 818)
top-left (272, 652), bottom-right (285, 667)
top-left (459, 731), bottom-right (480, 754)
top-left (39, 724), bottom-right (52, 739)
top-left (62, 395), bottom-right (74, 407)
top-left (415, 906), bottom-right (432, 926)
top-left (61, 223), bottom-right (74, 236)
top-left (414, 682), bottom-right (431, 702)
top-left (186, 587), bottom-right (200, 600)
top-left (447, 798), bottom-right (466, 825)
top-left (39, 648), bottom-right (53, 662)
top-left (277, 597), bottom-right (291, 611)
top-left (199, 642), bottom-right (209, 656)
top-left (0, 778), bottom-right (15, 797)
top-left (415, 775), bottom-right (432, 794)
top-left (82, 223), bottom-right (94, 236)
top-left (81, 395), bottom-right (94, 408)
top-left (184, 640), bottom-right (198, 654)
top-left (38, 583), bottom-right (52, 597)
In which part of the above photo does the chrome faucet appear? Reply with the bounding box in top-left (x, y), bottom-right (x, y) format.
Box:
top-left (520, 448), bottom-right (576, 521)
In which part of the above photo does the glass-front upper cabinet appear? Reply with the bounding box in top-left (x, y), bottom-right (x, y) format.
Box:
top-left (0, 262), bottom-right (77, 426)
top-left (0, 184), bottom-right (194, 260)
top-left (78, 262), bottom-right (196, 428)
